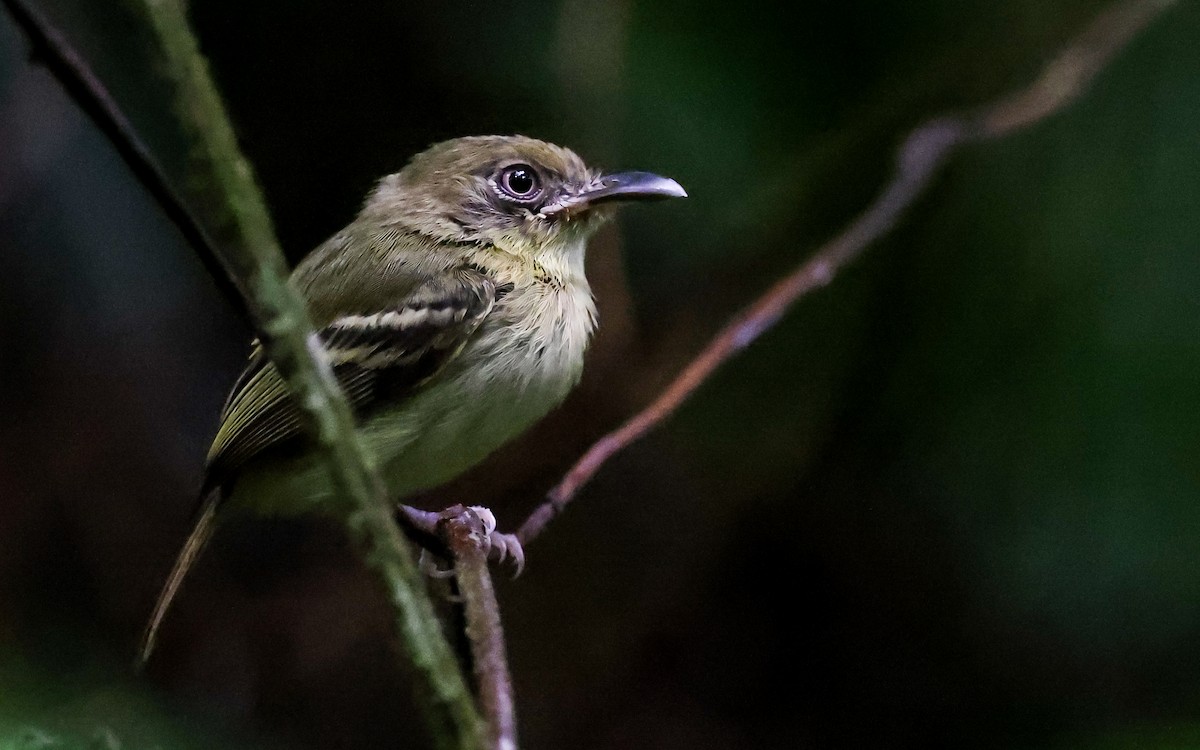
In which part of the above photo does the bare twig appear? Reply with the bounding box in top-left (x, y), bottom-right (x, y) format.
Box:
top-left (440, 507), bottom-right (519, 750)
top-left (517, 0), bottom-right (1179, 545)
top-left (0, 0), bottom-right (246, 316)
top-left (2, 1), bottom-right (484, 747)
top-left (971, 0), bottom-right (1177, 139)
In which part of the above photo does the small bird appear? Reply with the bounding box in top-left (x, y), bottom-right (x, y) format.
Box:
top-left (138, 135), bottom-right (686, 664)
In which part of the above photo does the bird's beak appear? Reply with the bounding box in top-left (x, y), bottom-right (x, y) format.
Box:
top-left (541, 171), bottom-right (686, 217)
top-left (579, 171), bottom-right (688, 205)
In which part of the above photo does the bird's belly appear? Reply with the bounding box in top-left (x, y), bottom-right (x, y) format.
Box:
top-left (366, 292), bottom-right (593, 497)
top-left (366, 362), bottom-right (575, 497)
top-left (230, 362), bottom-right (576, 516)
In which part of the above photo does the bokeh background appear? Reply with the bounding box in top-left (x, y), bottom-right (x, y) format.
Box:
top-left (1, 1), bottom-right (1198, 748)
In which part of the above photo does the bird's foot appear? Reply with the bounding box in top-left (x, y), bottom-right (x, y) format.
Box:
top-left (466, 506), bottom-right (525, 577)
top-left (400, 503), bottom-right (526, 578)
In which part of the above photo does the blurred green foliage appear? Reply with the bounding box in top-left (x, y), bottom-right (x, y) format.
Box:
top-left (0, 648), bottom-right (260, 750)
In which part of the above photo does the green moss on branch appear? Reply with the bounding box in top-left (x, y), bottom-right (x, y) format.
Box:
top-left (128, 1), bottom-right (483, 747)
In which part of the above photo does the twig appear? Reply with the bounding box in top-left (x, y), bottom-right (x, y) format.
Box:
top-left (440, 507), bottom-right (519, 750)
top-left (517, 0), bottom-right (1179, 545)
top-left (0, 0), bottom-right (246, 316)
top-left (1, 1), bottom-right (484, 747)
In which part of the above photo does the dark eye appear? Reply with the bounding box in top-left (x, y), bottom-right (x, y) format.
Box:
top-left (500, 164), bottom-right (541, 200)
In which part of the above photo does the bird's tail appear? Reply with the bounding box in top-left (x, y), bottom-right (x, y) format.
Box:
top-left (136, 492), bottom-right (220, 668)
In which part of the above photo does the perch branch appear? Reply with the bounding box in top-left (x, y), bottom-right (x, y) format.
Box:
top-left (439, 508), bottom-right (519, 750)
top-left (517, 0), bottom-right (1179, 545)
top-left (1, 1), bottom-right (484, 747)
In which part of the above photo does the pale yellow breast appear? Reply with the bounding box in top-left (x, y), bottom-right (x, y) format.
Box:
top-left (366, 277), bottom-right (596, 496)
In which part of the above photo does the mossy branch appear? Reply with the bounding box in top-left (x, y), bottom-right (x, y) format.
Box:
top-left (0, 0), bottom-right (485, 747)
top-left (130, 3), bottom-right (485, 748)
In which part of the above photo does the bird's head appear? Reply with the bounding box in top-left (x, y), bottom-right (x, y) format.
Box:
top-left (364, 135), bottom-right (686, 261)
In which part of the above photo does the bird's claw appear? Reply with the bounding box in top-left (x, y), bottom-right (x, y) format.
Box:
top-left (416, 505), bottom-right (525, 580)
top-left (489, 532), bottom-right (526, 577)
top-left (467, 506), bottom-right (526, 577)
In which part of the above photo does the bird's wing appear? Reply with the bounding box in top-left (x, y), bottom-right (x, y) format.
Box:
top-left (203, 265), bottom-right (510, 491)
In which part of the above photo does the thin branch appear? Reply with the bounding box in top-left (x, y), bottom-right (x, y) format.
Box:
top-left (1, 1), bottom-right (484, 747)
top-left (440, 507), bottom-right (519, 750)
top-left (0, 0), bottom-right (246, 316)
top-left (971, 0), bottom-right (1178, 139)
top-left (517, 0), bottom-right (1179, 545)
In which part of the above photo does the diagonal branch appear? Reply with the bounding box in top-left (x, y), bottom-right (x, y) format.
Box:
top-left (1, 1), bottom-right (484, 747)
top-left (517, 0), bottom-right (1180, 545)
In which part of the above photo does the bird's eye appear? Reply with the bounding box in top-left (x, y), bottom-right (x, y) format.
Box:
top-left (499, 164), bottom-right (542, 200)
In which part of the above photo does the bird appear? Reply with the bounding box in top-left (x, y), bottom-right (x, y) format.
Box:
top-left (138, 134), bottom-right (686, 664)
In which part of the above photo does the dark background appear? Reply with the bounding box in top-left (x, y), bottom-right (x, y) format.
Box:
top-left (2, 1), bottom-right (1199, 748)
